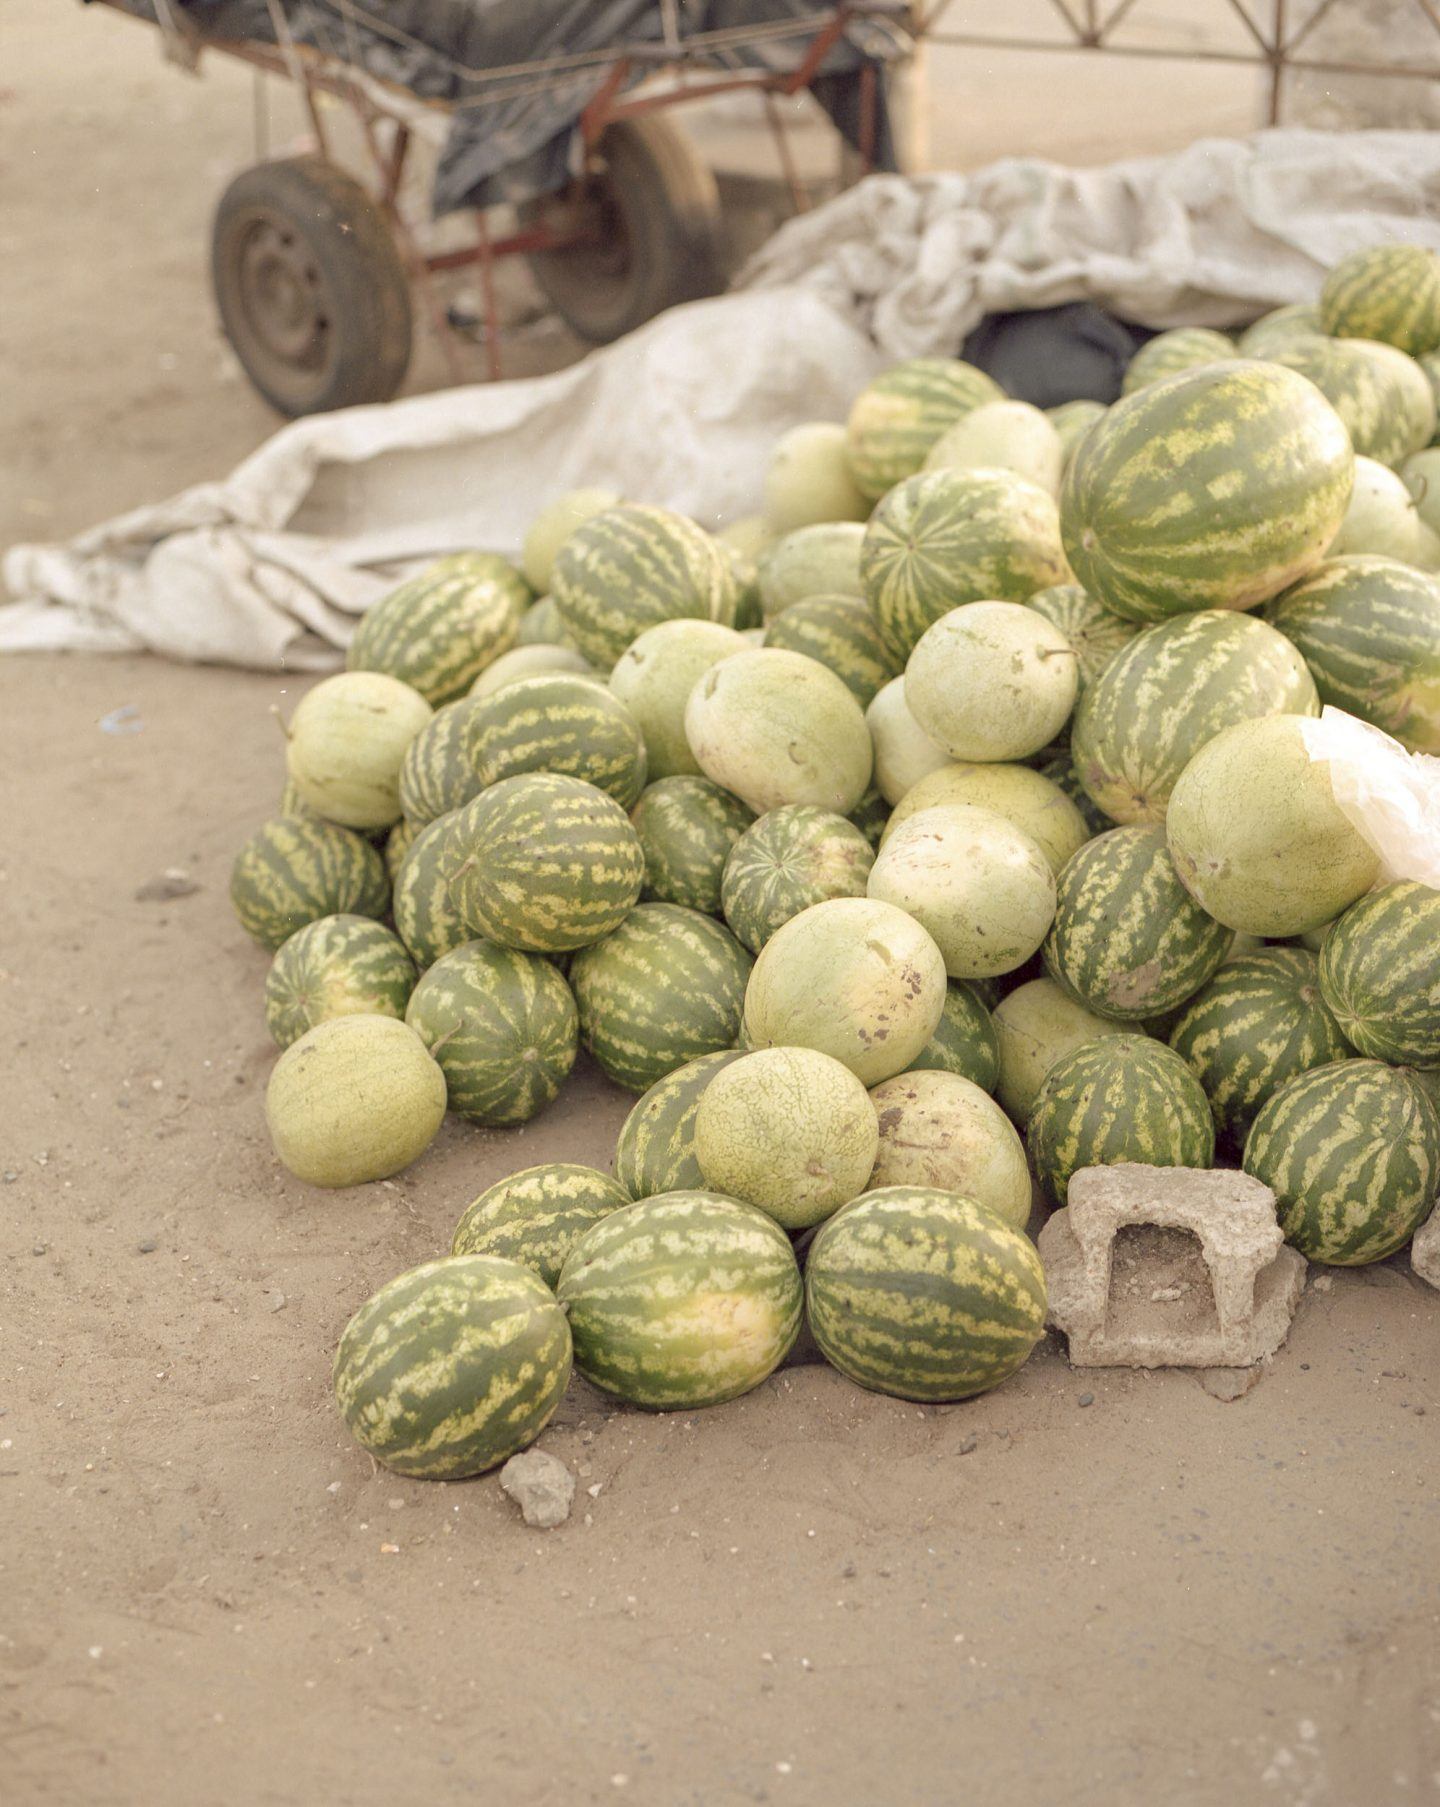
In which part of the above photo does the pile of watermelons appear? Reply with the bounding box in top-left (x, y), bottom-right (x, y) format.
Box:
top-left (230, 240), bottom-right (1440, 1481)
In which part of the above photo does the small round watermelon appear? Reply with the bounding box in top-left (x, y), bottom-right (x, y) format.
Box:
top-left (231, 815), bottom-right (389, 952)
top-left (845, 357), bottom-right (1005, 500)
top-left (470, 672), bottom-right (648, 809)
top-left (1027, 1033), bottom-right (1215, 1204)
top-left (805, 1187), bottom-right (1046, 1402)
top-left (1317, 881), bottom-right (1440, 1066)
top-left (446, 772), bottom-right (645, 954)
top-left (333, 1255), bottom-right (571, 1477)
top-left (1168, 945), bottom-right (1353, 1147)
top-left (391, 812), bottom-right (471, 971)
top-left (631, 775), bottom-right (754, 914)
top-left (905, 981), bottom-right (1001, 1093)
top-left (264, 914), bottom-right (416, 1048)
top-left (346, 552), bottom-right (529, 707)
top-left (451, 1163), bottom-right (630, 1286)
top-left (1270, 336), bottom-right (1434, 468)
top-left (613, 1050), bottom-right (745, 1199)
top-left (405, 939), bottom-right (578, 1126)
top-left (556, 1192), bottom-right (803, 1408)
top-left (1026, 582), bottom-right (1138, 695)
top-left (1121, 327), bottom-right (1236, 395)
top-left (1043, 823), bottom-right (1232, 1021)
top-left (1243, 1059), bottom-right (1440, 1265)
top-left (522, 487), bottom-right (621, 592)
top-left (397, 697), bottom-right (487, 827)
top-left (762, 592), bottom-right (900, 707)
top-left (720, 804), bottom-right (875, 954)
top-left (1320, 243), bottom-right (1440, 359)
top-left (568, 903), bottom-right (752, 1092)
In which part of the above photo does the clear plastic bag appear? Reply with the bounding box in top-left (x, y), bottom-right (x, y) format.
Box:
top-left (1298, 707), bottom-right (1440, 888)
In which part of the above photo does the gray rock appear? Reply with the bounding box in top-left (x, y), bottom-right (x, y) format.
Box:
top-left (1037, 1164), bottom-right (1307, 1370)
top-left (1411, 1201), bottom-right (1440, 1291)
top-left (1197, 1366), bottom-right (1265, 1402)
top-left (499, 1449), bottom-right (575, 1529)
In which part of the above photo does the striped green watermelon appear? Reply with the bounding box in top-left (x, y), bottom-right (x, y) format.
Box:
top-left (1047, 399), bottom-right (1107, 466)
top-left (755, 524), bottom-right (866, 621)
top-left (1236, 303), bottom-right (1322, 358)
top-left (468, 671), bottom-right (647, 808)
top-left (845, 358), bottom-right (1005, 501)
top-left (1271, 336), bottom-right (1435, 467)
top-left (1071, 609), bottom-right (1320, 825)
top-left (905, 981), bottom-right (1001, 1093)
top-left (1317, 881), bottom-right (1440, 1066)
top-left (451, 1162), bottom-right (630, 1286)
top-left (607, 618), bottom-right (750, 779)
top-left (1027, 1034), bottom-right (1215, 1204)
top-left (720, 805), bottom-right (875, 954)
top-left (631, 776), bottom-right (755, 914)
top-left (1320, 243), bottom-right (1440, 358)
top-left (1168, 946), bottom-right (1353, 1147)
top-left (1026, 582), bottom-right (1138, 695)
top-left (332, 1254), bottom-right (572, 1478)
top-left (392, 813), bottom-right (470, 970)
top-left (1263, 556), bottom-right (1440, 754)
top-left (1043, 824), bottom-right (1232, 1020)
top-left (397, 698), bottom-right (487, 826)
top-left (724, 544), bottom-right (765, 632)
top-left (762, 592), bottom-right (900, 706)
top-left (346, 553), bottom-right (530, 706)
top-left (551, 504), bottom-right (738, 669)
top-left (231, 816), bottom-right (389, 951)
top-left (1243, 1059), bottom-right (1440, 1264)
top-left (613, 1050), bottom-right (745, 1198)
top-left (277, 777), bottom-right (324, 824)
top-left (556, 1192), bottom-right (803, 1408)
top-left (1061, 361), bottom-right (1353, 622)
top-left (264, 914), bottom-right (416, 1048)
top-left (861, 468), bottom-right (1070, 665)
top-left (804, 1187), bottom-right (1046, 1402)
top-left (446, 772), bottom-right (645, 954)
top-left (404, 939), bottom-right (578, 1125)
top-left (385, 815), bottom-right (422, 882)
top-left (1121, 327), bottom-right (1236, 395)
top-left (568, 903), bottom-right (752, 1093)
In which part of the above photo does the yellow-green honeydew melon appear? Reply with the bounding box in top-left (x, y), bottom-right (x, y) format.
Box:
top-left (904, 601), bottom-right (1079, 761)
top-left (867, 804), bottom-right (1057, 980)
top-left (468, 643), bottom-right (593, 698)
top-left (756, 523), bottom-right (866, 620)
top-left (923, 401), bottom-right (1064, 497)
top-left (763, 422), bottom-right (870, 532)
top-left (264, 1014), bottom-right (447, 1188)
top-left (866, 676), bottom-right (951, 806)
top-left (608, 618), bottom-right (750, 780)
top-left (1165, 714), bottom-right (1381, 937)
top-left (1329, 456), bottom-right (1440, 567)
top-left (743, 897), bottom-right (947, 1086)
top-left (521, 487), bottom-right (621, 593)
top-left (867, 1070), bottom-right (1032, 1227)
top-left (716, 515), bottom-right (781, 563)
top-left (1401, 448), bottom-right (1440, 537)
top-left (284, 671), bottom-right (434, 831)
top-left (693, 1046), bottom-right (879, 1229)
top-left (883, 761), bottom-right (1090, 875)
top-left (991, 976), bottom-right (1132, 1125)
top-left (684, 647), bottom-right (873, 815)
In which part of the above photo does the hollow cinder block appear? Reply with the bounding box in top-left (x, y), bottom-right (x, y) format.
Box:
top-left (1036, 1164), bottom-right (1307, 1370)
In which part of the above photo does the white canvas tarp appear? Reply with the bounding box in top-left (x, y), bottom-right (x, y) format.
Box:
top-left (7, 127), bottom-right (1440, 671)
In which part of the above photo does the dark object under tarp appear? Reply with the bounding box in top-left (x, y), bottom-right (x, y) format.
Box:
top-left (102, 0), bottom-right (897, 214)
top-left (961, 304), bottom-right (1156, 408)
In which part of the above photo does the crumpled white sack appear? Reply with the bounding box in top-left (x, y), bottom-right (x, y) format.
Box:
top-left (1297, 708), bottom-right (1440, 888)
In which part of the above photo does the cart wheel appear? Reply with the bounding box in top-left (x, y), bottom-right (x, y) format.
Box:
top-left (522, 117), bottom-right (725, 345)
top-left (211, 156), bottom-right (413, 417)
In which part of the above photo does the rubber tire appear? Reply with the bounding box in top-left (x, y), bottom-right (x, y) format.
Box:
top-left (211, 156), bottom-right (412, 417)
top-left (523, 116), bottom-right (725, 345)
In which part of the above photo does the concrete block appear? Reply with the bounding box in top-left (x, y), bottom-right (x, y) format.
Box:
top-left (1413, 1201), bottom-right (1440, 1292)
top-left (1037, 1164), bottom-right (1307, 1370)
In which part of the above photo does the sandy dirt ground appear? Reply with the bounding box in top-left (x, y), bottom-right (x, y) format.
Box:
top-left (4, 5), bottom-right (1439, 1804)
